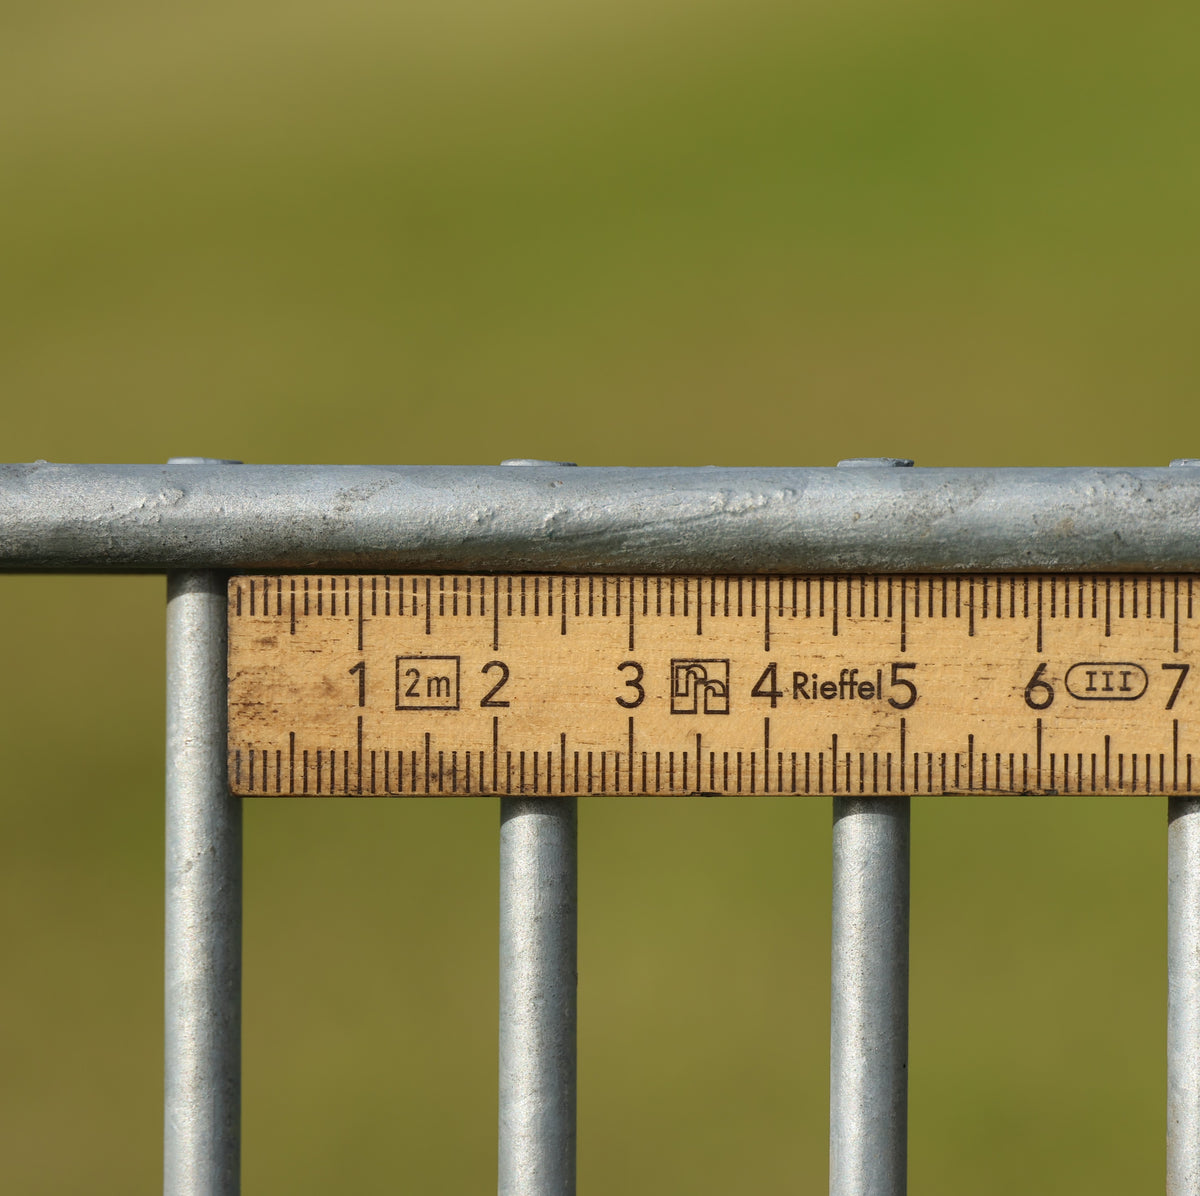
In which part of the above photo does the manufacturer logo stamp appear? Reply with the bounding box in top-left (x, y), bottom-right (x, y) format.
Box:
top-left (670, 659), bottom-right (730, 715)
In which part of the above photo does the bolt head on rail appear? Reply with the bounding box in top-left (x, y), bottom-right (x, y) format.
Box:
top-left (167, 457), bottom-right (244, 465)
top-left (500, 459), bottom-right (578, 467)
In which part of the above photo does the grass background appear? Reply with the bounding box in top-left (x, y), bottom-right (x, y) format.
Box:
top-left (1, 0), bottom-right (1197, 1190)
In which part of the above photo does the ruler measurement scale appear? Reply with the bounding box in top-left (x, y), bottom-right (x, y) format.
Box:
top-left (228, 574), bottom-right (1198, 797)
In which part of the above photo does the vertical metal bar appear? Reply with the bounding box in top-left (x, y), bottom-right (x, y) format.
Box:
top-left (498, 454), bottom-right (578, 1196)
top-left (499, 797), bottom-right (578, 1196)
top-left (1168, 797), bottom-right (1200, 1194)
top-left (829, 454), bottom-right (911, 1196)
top-left (1166, 455), bottom-right (1199, 1196)
top-left (830, 796), bottom-right (910, 1196)
top-left (165, 570), bottom-right (241, 1195)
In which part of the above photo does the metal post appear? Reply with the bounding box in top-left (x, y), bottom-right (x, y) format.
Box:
top-left (499, 797), bottom-right (578, 1196)
top-left (830, 457), bottom-right (911, 1196)
top-left (1166, 455), bottom-right (1199, 1196)
top-left (1168, 797), bottom-right (1200, 1194)
top-left (830, 797), bottom-right (910, 1196)
top-left (165, 457), bottom-right (242, 1196)
top-left (497, 456), bottom-right (578, 1196)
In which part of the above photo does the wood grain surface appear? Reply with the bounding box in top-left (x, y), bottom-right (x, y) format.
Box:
top-left (228, 574), bottom-right (1200, 797)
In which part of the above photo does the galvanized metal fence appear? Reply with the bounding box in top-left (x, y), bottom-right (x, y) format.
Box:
top-left (4, 457), bottom-right (1200, 1195)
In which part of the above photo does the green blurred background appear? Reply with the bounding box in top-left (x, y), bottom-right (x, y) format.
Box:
top-left (2, 0), bottom-right (1197, 1191)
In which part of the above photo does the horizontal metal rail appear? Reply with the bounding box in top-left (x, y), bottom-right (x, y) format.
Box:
top-left (3, 462), bottom-right (1200, 572)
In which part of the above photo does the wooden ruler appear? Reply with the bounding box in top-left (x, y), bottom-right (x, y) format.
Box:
top-left (227, 573), bottom-right (1200, 797)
